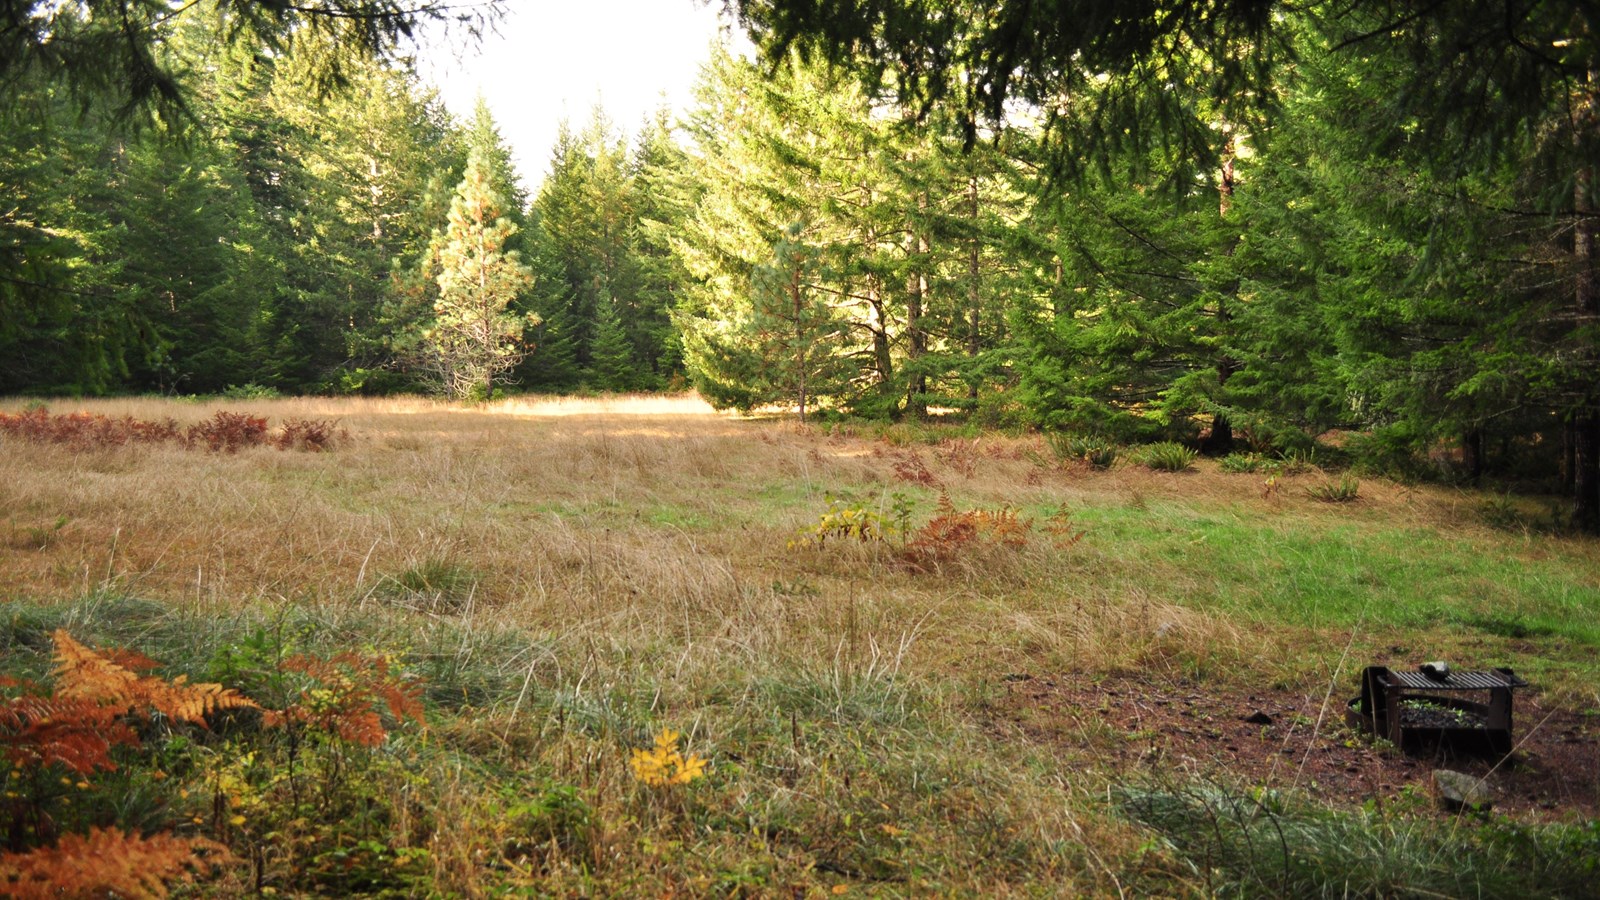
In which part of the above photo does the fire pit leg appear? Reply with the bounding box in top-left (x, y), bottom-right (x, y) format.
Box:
top-left (1487, 672), bottom-right (1515, 754)
top-left (1383, 675), bottom-right (1404, 746)
top-left (1360, 666), bottom-right (1390, 739)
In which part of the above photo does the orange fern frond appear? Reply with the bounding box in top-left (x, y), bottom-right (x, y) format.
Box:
top-left (51, 630), bottom-right (259, 727)
top-left (0, 827), bottom-right (230, 899)
top-left (102, 648), bottom-right (162, 673)
top-left (51, 630), bottom-right (142, 702)
top-left (2, 695), bottom-right (136, 774)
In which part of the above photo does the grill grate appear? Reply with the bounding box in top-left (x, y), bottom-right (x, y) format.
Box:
top-left (1386, 670), bottom-right (1528, 691)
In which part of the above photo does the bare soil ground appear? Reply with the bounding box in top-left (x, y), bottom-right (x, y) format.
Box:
top-left (997, 671), bottom-right (1600, 819)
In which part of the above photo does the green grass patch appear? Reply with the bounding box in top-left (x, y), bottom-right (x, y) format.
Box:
top-left (1122, 782), bottom-right (1600, 898)
top-left (1066, 501), bottom-right (1600, 685)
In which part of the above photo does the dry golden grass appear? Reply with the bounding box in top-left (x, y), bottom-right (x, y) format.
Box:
top-left (3, 394), bottom-right (1595, 686)
top-left (5, 394), bottom-right (1600, 893)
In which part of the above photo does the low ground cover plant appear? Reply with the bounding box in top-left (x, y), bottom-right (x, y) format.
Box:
top-left (1220, 452), bottom-right (1279, 474)
top-left (0, 408), bottom-right (341, 452)
top-left (1121, 782), bottom-right (1600, 898)
top-left (793, 492), bottom-right (1084, 573)
top-left (0, 408), bottom-right (179, 447)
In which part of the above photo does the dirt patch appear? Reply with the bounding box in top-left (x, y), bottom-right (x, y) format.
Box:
top-left (998, 673), bottom-right (1600, 819)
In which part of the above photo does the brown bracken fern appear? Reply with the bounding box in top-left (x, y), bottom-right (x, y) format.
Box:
top-left (0, 688), bottom-right (136, 775)
top-left (1, 633), bottom-right (250, 897)
top-left (2, 631), bottom-right (426, 896)
top-left (51, 630), bottom-right (259, 727)
top-left (0, 827), bottom-right (229, 900)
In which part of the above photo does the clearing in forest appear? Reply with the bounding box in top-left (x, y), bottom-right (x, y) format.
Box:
top-left (2, 395), bottom-right (1597, 896)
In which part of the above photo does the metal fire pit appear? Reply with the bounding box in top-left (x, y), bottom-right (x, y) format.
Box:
top-left (1347, 665), bottom-right (1528, 755)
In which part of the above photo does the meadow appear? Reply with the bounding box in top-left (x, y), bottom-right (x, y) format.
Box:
top-left (2, 395), bottom-right (1598, 897)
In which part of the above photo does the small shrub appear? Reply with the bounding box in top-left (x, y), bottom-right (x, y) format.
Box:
top-left (0, 631), bottom-right (253, 896)
top-left (1345, 428), bottom-right (1440, 481)
top-left (262, 652), bottom-right (425, 746)
top-left (1141, 442), bottom-right (1197, 472)
top-left (1278, 446), bottom-right (1322, 475)
top-left (1307, 473), bottom-right (1360, 502)
top-left (273, 418), bottom-right (342, 452)
top-left (381, 558), bottom-right (479, 612)
top-left (1082, 442), bottom-right (1118, 469)
top-left (791, 496), bottom-right (897, 547)
top-left (220, 383), bottom-right (281, 400)
top-left (1478, 494), bottom-right (1523, 530)
top-left (1474, 494), bottom-right (1567, 533)
top-left (2, 626), bottom-right (433, 898)
top-left (0, 409), bottom-right (179, 448)
top-left (0, 827), bottom-right (230, 899)
top-left (629, 728), bottom-right (707, 787)
top-left (1043, 432), bottom-right (1074, 462)
top-left (876, 423), bottom-right (931, 447)
top-left (8, 515), bottom-right (68, 551)
top-left (184, 411), bottom-right (268, 453)
top-left (0, 409), bottom-right (336, 455)
top-left (502, 783), bottom-right (593, 860)
top-left (937, 438), bottom-right (981, 477)
top-left (1042, 503), bottom-right (1087, 547)
top-left (890, 452), bottom-right (939, 486)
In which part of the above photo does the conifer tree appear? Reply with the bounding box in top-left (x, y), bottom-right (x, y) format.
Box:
top-left (588, 297), bottom-right (638, 392)
top-left (751, 226), bottom-right (850, 422)
top-left (419, 149), bottom-right (536, 400)
top-left (628, 107), bottom-right (696, 384)
top-left (515, 213), bottom-right (583, 390)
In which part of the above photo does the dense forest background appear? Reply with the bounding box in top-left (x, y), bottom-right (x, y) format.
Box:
top-left (3, 2), bottom-right (1597, 518)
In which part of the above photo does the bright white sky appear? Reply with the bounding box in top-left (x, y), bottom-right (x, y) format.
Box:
top-left (415, 0), bottom-right (750, 195)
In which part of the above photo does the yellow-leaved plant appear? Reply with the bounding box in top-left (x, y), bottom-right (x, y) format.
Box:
top-left (629, 728), bottom-right (706, 787)
top-left (789, 495), bottom-right (896, 549)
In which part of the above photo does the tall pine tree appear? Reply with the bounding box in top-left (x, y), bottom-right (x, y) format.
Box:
top-left (416, 148), bottom-right (536, 400)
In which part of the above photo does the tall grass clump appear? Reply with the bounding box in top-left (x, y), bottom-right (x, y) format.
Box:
top-left (379, 557), bottom-right (481, 613)
top-left (1306, 473), bottom-right (1360, 502)
top-left (1120, 782), bottom-right (1600, 898)
top-left (1140, 441), bottom-right (1196, 472)
top-left (1046, 432), bottom-right (1117, 469)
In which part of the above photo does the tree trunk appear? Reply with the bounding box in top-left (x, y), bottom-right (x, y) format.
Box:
top-left (1462, 428), bottom-right (1484, 483)
top-left (479, 213), bottom-right (490, 402)
top-left (1202, 134), bottom-right (1240, 456)
top-left (861, 210), bottom-right (897, 417)
top-left (1574, 69), bottom-right (1599, 530)
top-left (1564, 421), bottom-right (1577, 491)
top-left (792, 266), bottom-right (807, 425)
top-left (369, 155), bottom-right (383, 242)
top-left (1575, 415), bottom-right (1600, 531)
top-left (866, 284), bottom-right (896, 416)
top-left (966, 175), bottom-right (981, 400)
top-left (907, 192), bottom-right (929, 418)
